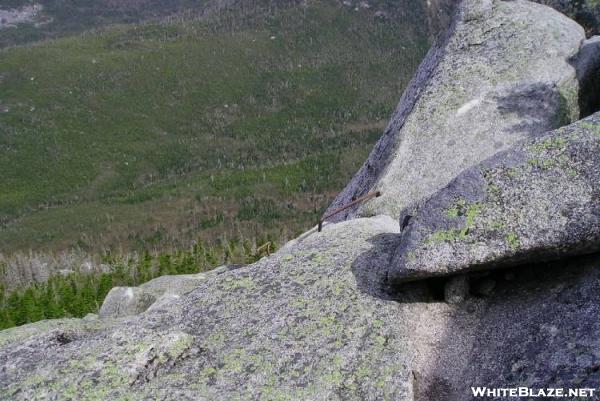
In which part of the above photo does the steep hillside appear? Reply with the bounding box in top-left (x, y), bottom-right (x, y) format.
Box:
top-left (0, 0), bottom-right (430, 253)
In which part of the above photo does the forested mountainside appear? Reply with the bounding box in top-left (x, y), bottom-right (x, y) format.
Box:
top-left (0, 0), bottom-right (437, 328)
top-left (0, 0), bottom-right (432, 254)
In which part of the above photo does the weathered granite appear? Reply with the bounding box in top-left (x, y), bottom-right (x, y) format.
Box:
top-left (98, 272), bottom-right (228, 319)
top-left (0, 315), bottom-right (101, 349)
top-left (576, 36), bottom-right (600, 117)
top-left (11, 214), bottom-right (598, 401)
top-left (389, 112), bottom-right (600, 283)
top-left (2, 2), bottom-right (600, 400)
top-left (325, 0), bottom-right (584, 223)
top-left (534, 0), bottom-right (600, 36)
top-left (139, 273), bottom-right (208, 297)
top-left (0, 217), bottom-right (439, 401)
top-left (99, 287), bottom-right (158, 318)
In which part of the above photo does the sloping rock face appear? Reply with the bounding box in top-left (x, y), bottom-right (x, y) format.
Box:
top-left (0, 217), bottom-right (452, 401)
top-left (99, 273), bottom-right (209, 318)
top-left (2, 219), bottom-right (600, 400)
top-left (326, 0), bottom-right (584, 222)
top-left (389, 112), bottom-right (600, 283)
top-left (535, 0), bottom-right (600, 36)
top-left (99, 287), bottom-right (159, 318)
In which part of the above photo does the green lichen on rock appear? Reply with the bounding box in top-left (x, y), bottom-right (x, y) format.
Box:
top-left (529, 136), bottom-right (568, 154)
top-left (557, 82), bottom-right (580, 125)
top-left (326, 0), bottom-right (584, 221)
top-left (0, 216), bottom-right (428, 401)
top-left (506, 232), bottom-right (521, 250)
top-left (389, 112), bottom-right (600, 283)
top-left (428, 200), bottom-right (483, 243)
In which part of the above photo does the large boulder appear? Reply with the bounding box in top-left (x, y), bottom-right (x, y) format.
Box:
top-left (0, 216), bottom-right (442, 401)
top-left (2, 216), bottom-right (600, 400)
top-left (534, 0), bottom-right (600, 36)
top-left (388, 112), bottom-right (600, 283)
top-left (325, 0), bottom-right (584, 223)
top-left (98, 287), bottom-right (158, 318)
top-left (99, 273), bottom-right (209, 318)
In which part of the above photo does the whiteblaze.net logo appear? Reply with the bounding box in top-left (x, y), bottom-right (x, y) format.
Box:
top-left (471, 387), bottom-right (597, 398)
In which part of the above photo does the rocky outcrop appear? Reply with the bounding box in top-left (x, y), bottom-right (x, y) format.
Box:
top-left (535, 0), bottom-right (600, 36)
top-left (2, 1), bottom-right (600, 400)
top-left (576, 36), bottom-right (600, 116)
top-left (388, 112), bottom-right (600, 283)
top-left (3, 216), bottom-right (600, 400)
top-left (325, 0), bottom-right (584, 222)
top-left (0, 216), bottom-right (441, 400)
top-left (99, 273), bottom-right (209, 318)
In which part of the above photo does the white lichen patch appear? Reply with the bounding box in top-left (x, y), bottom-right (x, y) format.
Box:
top-left (456, 97), bottom-right (483, 116)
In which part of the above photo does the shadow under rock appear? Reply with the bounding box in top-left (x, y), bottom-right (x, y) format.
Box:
top-left (351, 232), bottom-right (448, 303)
top-left (413, 253), bottom-right (600, 401)
top-left (574, 37), bottom-right (600, 118)
top-left (352, 228), bottom-right (600, 400)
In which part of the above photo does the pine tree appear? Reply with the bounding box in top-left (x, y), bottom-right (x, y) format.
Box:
top-left (138, 251), bottom-right (153, 284)
top-left (58, 278), bottom-right (76, 317)
top-left (5, 292), bottom-right (23, 326)
top-left (97, 273), bottom-right (113, 303)
top-left (22, 287), bottom-right (43, 323)
top-left (79, 277), bottom-right (96, 315)
top-left (43, 284), bottom-right (61, 319)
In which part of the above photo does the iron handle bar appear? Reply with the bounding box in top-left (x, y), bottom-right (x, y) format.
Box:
top-left (318, 190), bottom-right (382, 232)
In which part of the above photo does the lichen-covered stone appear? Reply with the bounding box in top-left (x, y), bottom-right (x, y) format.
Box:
top-left (0, 216), bottom-right (439, 401)
top-left (99, 287), bottom-right (158, 318)
top-left (533, 0), bottom-right (600, 36)
top-left (98, 273), bottom-right (209, 318)
top-left (139, 272), bottom-right (211, 311)
top-left (389, 112), bottom-right (600, 283)
top-left (0, 317), bottom-right (102, 349)
top-left (4, 217), bottom-right (599, 399)
top-left (326, 0), bottom-right (584, 223)
top-left (139, 273), bottom-right (208, 297)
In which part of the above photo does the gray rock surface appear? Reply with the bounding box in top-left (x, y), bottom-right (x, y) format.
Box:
top-left (2, 2), bottom-right (600, 400)
top-left (0, 216), bottom-right (445, 401)
top-left (3, 216), bottom-right (600, 400)
top-left (138, 273), bottom-right (208, 296)
top-left (389, 112), bottom-right (600, 283)
top-left (533, 0), bottom-right (600, 36)
top-left (99, 273), bottom-right (209, 318)
top-left (325, 0), bottom-right (584, 223)
top-left (99, 287), bottom-right (158, 318)
top-left (576, 36), bottom-right (600, 116)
